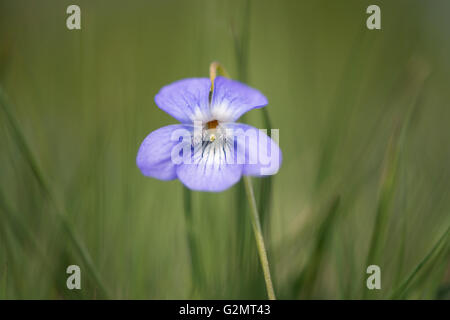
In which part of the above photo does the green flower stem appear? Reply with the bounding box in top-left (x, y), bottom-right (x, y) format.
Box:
top-left (243, 176), bottom-right (276, 300)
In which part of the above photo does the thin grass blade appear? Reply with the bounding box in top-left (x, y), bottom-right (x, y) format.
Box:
top-left (390, 225), bottom-right (450, 299)
top-left (293, 196), bottom-right (340, 298)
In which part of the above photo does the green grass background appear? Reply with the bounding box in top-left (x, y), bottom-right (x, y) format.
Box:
top-left (0, 0), bottom-right (449, 299)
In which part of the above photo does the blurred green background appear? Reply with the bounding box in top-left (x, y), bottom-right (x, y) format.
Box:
top-left (0, 0), bottom-right (449, 299)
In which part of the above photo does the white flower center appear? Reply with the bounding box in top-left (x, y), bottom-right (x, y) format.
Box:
top-left (190, 119), bottom-right (235, 167)
top-left (202, 119), bottom-right (227, 144)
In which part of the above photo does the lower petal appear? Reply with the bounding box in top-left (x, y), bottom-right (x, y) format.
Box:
top-left (176, 142), bottom-right (243, 192)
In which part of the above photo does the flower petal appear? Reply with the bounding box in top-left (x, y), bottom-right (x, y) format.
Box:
top-left (211, 76), bottom-right (268, 122)
top-left (136, 124), bottom-right (192, 180)
top-left (176, 141), bottom-right (243, 192)
top-left (154, 78), bottom-right (212, 123)
top-left (227, 123), bottom-right (282, 176)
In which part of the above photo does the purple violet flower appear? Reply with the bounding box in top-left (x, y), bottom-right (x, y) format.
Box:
top-left (136, 76), bottom-right (282, 192)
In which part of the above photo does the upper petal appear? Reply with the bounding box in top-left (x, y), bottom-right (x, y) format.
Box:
top-left (136, 124), bottom-right (192, 180)
top-left (227, 123), bottom-right (282, 176)
top-left (211, 76), bottom-right (268, 122)
top-left (155, 78), bottom-right (212, 123)
top-left (176, 140), bottom-right (243, 192)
